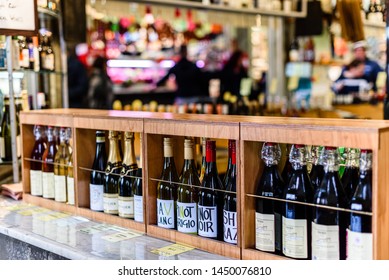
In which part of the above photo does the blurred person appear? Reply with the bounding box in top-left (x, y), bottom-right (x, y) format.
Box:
top-left (67, 45), bottom-right (89, 108)
top-left (219, 49), bottom-right (248, 97)
top-left (86, 56), bottom-right (113, 109)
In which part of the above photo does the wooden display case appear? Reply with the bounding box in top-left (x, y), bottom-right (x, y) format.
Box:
top-left (20, 109), bottom-right (389, 260)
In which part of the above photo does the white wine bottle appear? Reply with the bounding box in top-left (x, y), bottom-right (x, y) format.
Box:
top-left (54, 127), bottom-right (69, 202)
top-left (90, 131), bottom-right (107, 211)
top-left (133, 133), bottom-right (143, 223)
top-left (42, 126), bottom-right (57, 199)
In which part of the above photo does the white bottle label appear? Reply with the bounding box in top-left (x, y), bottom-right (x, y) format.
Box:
top-left (42, 172), bottom-right (55, 198)
top-left (16, 135), bottom-right (21, 158)
top-left (118, 196), bottom-right (134, 218)
top-left (30, 170), bottom-right (43, 196)
top-left (103, 193), bottom-right (118, 214)
top-left (45, 54), bottom-right (54, 70)
top-left (67, 176), bottom-right (75, 205)
top-left (282, 216), bottom-right (308, 259)
top-left (54, 174), bottom-right (67, 202)
top-left (311, 222), bottom-right (340, 260)
top-left (134, 195), bottom-right (144, 222)
top-left (0, 137), bottom-right (4, 158)
top-left (346, 229), bottom-right (373, 260)
top-left (157, 199), bottom-right (175, 229)
top-left (198, 205), bottom-right (217, 238)
top-left (177, 202), bottom-right (197, 234)
top-left (89, 184), bottom-right (104, 211)
top-left (223, 210), bottom-right (237, 244)
top-left (255, 212), bottom-right (275, 252)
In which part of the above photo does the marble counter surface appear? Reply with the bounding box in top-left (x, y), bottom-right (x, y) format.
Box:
top-left (0, 196), bottom-right (230, 260)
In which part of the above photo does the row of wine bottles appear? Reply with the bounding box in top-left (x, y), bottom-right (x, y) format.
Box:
top-left (255, 143), bottom-right (372, 260)
top-left (29, 125), bottom-right (74, 204)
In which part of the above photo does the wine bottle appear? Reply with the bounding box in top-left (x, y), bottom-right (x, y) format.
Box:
top-left (347, 149), bottom-right (373, 260)
top-left (90, 131), bottom-right (107, 211)
top-left (223, 140), bottom-right (237, 244)
top-left (157, 137), bottom-right (179, 229)
top-left (281, 144), bottom-right (292, 185)
top-left (312, 146), bottom-right (348, 260)
top-left (118, 132), bottom-right (138, 218)
top-left (104, 131), bottom-right (122, 214)
top-left (30, 125), bottom-right (46, 196)
top-left (283, 144), bottom-right (314, 259)
top-left (44, 35), bottom-right (55, 71)
top-left (199, 137), bottom-right (207, 183)
top-left (67, 150), bottom-right (75, 205)
top-left (341, 148), bottom-right (360, 201)
top-left (255, 142), bottom-right (285, 254)
top-left (198, 140), bottom-right (224, 240)
top-left (133, 133), bottom-right (143, 223)
top-left (54, 127), bottom-right (69, 202)
top-left (0, 96), bottom-right (11, 161)
top-left (42, 126), bottom-right (57, 199)
top-left (177, 138), bottom-right (200, 234)
top-left (310, 146), bottom-right (325, 193)
top-left (222, 139), bottom-right (234, 188)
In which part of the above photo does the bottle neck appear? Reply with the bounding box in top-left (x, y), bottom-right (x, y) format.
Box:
top-left (108, 138), bottom-right (121, 164)
top-left (122, 137), bottom-right (137, 166)
top-left (205, 149), bottom-right (218, 175)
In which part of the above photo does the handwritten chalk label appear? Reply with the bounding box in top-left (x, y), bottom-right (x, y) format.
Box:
top-left (0, 0), bottom-right (36, 33)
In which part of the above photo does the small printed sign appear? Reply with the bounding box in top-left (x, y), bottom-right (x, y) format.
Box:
top-left (151, 244), bottom-right (194, 257)
top-left (101, 231), bottom-right (142, 243)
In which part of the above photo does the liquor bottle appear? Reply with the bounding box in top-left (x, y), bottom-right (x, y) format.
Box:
top-left (54, 127), bottom-right (70, 202)
top-left (281, 144), bottom-right (292, 185)
top-left (222, 140), bottom-right (234, 188)
top-left (157, 137), bottom-right (179, 229)
top-left (177, 138), bottom-right (200, 234)
top-left (199, 137), bottom-right (207, 183)
top-left (283, 144), bottom-right (314, 259)
top-left (310, 146), bottom-right (325, 193)
top-left (133, 133), bottom-right (143, 223)
top-left (118, 132), bottom-right (138, 218)
top-left (312, 147), bottom-right (348, 260)
top-left (19, 36), bottom-right (29, 69)
top-left (341, 148), bottom-right (360, 201)
top-left (42, 126), bottom-right (57, 199)
top-left (104, 131), bottom-right (122, 214)
top-left (255, 142), bottom-right (285, 254)
top-left (198, 140), bottom-right (224, 240)
top-left (223, 140), bottom-right (237, 244)
top-left (30, 125), bottom-right (46, 196)
top-left (42, 35), bottom-right (55, 71)
top-left (27, 37), bottom-right (34, 70)
top-left (347, 149), bottom-right (373, 260)
top-left (90, 131), bottom-right (107, 211)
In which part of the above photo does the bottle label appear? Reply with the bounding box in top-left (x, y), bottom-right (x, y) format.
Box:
top-left (255, 212), bottom-right (275, 252)
top-left (118, 196), bottom-right (134, 218)
top-left (282, 216), bottom-right (308, 259)
top-left (30, 169), bottom-right (43, 196)
top-left (96, 136), bottom-right (105, 143)
top-left (67, 176), bottom-right (75, 205)
top-left (312, 222), bottom-right (340, 260)
top-left (103, 193), bottom-right (118, 214)
top-left (42, 172), bottom-right (55, 198)
top-left (45, 54), bottom-right (54, 70)
top-left (134, 195), bottom-right (144, 223)
top-left (90, 184), bottom-right (104, 211)
top-left (177, 202), bottom-right (197, 234)
top-left (198, 205), bottom-right (217, 238)
top-left (223, 210), bottom-right (237, 244)
top-left (157, 199), bottom-right (175, 229)
top-left (54, 175), bottom-right (67, 202)
top-left (0, 137), bottom-right (4, 158)
top-left (346, 229), bottom-right (373, 260)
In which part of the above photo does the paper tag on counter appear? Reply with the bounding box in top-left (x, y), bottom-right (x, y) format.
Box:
top-left (38, 212), bottom-right (70, 221)
top-left (7, 204), bottom-right (33, 211)
top-left (151, 244), bottom-right (194, 257)
top-left (288, 76), bottom-right (299, 91)
top-left (79, 224), bottom-right (112, 234)
top-left (101, 231), bottom-right (142, 242)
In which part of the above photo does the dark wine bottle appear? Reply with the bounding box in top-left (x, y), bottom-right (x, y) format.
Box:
top-left (198, 140), bottom-right (224, 240)
top-left (283, 144), bottom-right (314, 259)
top-left (90, 131), bottom-right (107, 211)
top-left (30, 125), bottom-right (46, 196)
top-left (103, 131), bottom-right (122, 215)
top-left (223, 140), bottom-right (237, 244)
top-left (281, 144), bottom-right (292, 185)
top-left (222, 140), bottom-right (234, 188)
top-left (341, 148), bottom-right (360, 201)
top-left (133, 134), bottom-right (143, 223)
top-left (347, 149), bottom-right (373, 260)
top-left (177, 138), bottom-right (200, 234)
top-left (118, 132), bottom-right (138, 218)
top-left (255, 142), bottom-right (285, 254)
top-left (310, 146), bottom-right (325, 193)
top-left (42, 126), bottom-right (57, 199)
top-left (199, 137), bottom-right (207, 183)
top-left (157, 137), bottom-right (179, 229)
top-left (312, 146), bottom-right (348, 260)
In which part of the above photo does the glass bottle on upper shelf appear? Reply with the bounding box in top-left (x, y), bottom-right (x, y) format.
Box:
top-left (347, 149), bottom-right (373, 260)
top-left (30, 125), bottom-right (47, 196)
top-left (133, 134), bottom-right (143, 223)
top-left (42, 126), bottom-right (57, 199)
top-left (54, 127), bottom-right (70, 203)
top-left (341, 148), bottom-right (360, 201)
top-left (312, 146), bottom-right (348, 260)
top-left (90, 131), bottom-right (107, 211)
top-left (177, 138), bottom-right (200, 235)
top-left (255, 142), bottom-right (285, 255)
top-left (283, 144), bottom-right (314, 259)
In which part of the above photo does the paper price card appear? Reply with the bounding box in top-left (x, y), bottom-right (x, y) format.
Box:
top-left (151, 244), bottom-right (194, 257)
top-left (79, 224), bottom-right (112, 235)
top-left (7, 204), bottom-right (33, 211)
top-left (101, 231), bottom-right (142, 243)
top-left (18, 207), bottom-right (50, 216)
top-left (37, 212), bottom-right (70, 221)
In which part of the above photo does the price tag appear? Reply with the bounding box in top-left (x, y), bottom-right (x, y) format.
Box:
top-left (288, 76), bottom-right (299, 91)
top-left (151, 244), bottom-right (194, 257)
top-left (101, 231), bottom-right (142, 243)
top-left (7, 204), bottom-right (32, 211)
top-left (38, 215), bottom-right (58, 222)
top-left (79, 224), bottom-right (111, 234)
top-left (37, 212), bottom-right (69, 221)
top-left (269, 78), bottom-right (278, 95)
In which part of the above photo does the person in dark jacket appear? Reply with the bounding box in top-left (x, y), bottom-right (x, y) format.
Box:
top-left (67, 46), bottom-right (89, 108)
top-left (219, 49), bottom-right (248, 97)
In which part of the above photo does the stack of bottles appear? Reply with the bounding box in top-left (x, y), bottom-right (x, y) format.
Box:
top-left (255, 144), bottom-right (372, 260)
top-left (89, 130), bottom-right (143, 223)
top-left (29, 125), bottom-right (74, 204)
top-left (156, 137), bottom-right (237, 244)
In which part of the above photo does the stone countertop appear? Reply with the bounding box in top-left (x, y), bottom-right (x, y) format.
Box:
top-left (0, 196), bottom-right (230, 260)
